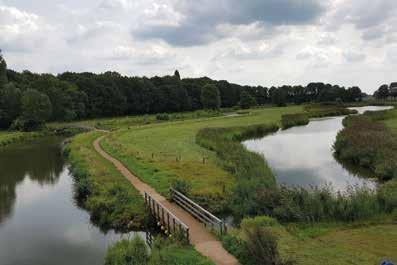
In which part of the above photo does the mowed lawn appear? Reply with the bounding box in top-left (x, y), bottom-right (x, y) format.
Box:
top-left (101, 106), bottom-right (303, 201)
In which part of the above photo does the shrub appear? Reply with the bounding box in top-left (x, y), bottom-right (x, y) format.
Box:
top-left (222, 219), bottom-right (294, 265)
top-left (171, 179), bottom-right (192, 196)
top-left (105, 236), bottom-right (149, 265)
top-left (156, 113), bottom-right (170, 121)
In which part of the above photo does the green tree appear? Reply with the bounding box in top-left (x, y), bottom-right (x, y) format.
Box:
top-left (271, 88), bottom-right (287, 107)
top-left (14, 89), bottom-right (52, 131)
top-left (239, 90), bottom-right (256, 109)
top-left (201, 84), bottom-right (221, 109)
top-left (0, 83), bottom-right (21, 128)
top-left (375, 84), bottom-right (389, 100)
top-left (0, 50), bottom-right (8, 88)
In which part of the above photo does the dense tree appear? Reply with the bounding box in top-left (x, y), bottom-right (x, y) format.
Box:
top-left (239, 90), bottom-right (257, 109)
top-left (0, 51), bottom-right (7, 88)
top-left (374, 84), bottom-right (389, 100)
top-left (0, 83), bottom-right (21, 128)
top-left (271, 87), bottom-right (287, 107)
top-left (14, 89), bottom-right (52, 131)
top-left (201, 84), bottom-right (221, 109)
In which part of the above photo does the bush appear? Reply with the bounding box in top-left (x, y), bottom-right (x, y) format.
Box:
top-left (171, 179), bottom-right (192, 196)
top-left (281, 114), bottom-right (309, 129)
top-left (222, 218), bottom-right (294, 265)
top-left (105, 236), bottom-right (149, 265)
top-left (156, 113), bottom-right (170, 121)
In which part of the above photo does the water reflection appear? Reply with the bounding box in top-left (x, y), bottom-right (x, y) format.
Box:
top-left (243, 106), bottom-right (393, 191)
top-left (0, 137), bottom-right (146, 265)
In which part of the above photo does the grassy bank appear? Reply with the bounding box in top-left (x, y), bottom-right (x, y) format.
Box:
top-left (334, 109), bottom-right (397, 181)
top-left (281, 114), bottom-right (309, 129)
top-left (304, 104), bottom-right (357, 118)
top-left (64, 131), bottom-right (149, 231)
top-left (101, 106), bottom-right (302, 213)
top-left (223, 215), bottom-right (397, 265)
top-left (0, 130), bottom-right (47, 147)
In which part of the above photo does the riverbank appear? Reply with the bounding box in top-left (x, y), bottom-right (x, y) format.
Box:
top-left (64, 131), bottom-right (150, 231)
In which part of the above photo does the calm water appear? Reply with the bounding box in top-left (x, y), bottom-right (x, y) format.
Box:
top-left (243, 106), bottom-right (393, 191)
top-left (0, 137), bottom-right (143, 265)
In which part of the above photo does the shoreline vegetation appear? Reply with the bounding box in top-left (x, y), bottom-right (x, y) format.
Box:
top-left (63, 131), bottom-right (150, 232)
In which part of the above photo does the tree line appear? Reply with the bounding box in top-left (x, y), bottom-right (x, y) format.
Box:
top-left (0, 51), bottom-right (365, 131)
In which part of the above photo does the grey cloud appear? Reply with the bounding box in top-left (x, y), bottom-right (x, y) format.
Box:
top-left (134, 0), bottom-right (327, 46)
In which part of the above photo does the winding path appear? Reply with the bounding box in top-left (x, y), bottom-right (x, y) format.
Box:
top-left (93, 135), bottom-right (239, 265)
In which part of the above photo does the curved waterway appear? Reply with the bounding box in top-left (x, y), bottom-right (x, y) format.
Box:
top-left (243, 106), bottom-right (393, 192)
top-left (0, 137), bottom-right (144, 265)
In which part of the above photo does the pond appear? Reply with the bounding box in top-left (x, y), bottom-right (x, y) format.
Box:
top-left (0, 137), bottom-right (145, 265)
top-left (243, 106), bottom-right (393, 191)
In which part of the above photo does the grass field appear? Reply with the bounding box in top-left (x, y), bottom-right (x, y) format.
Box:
top-left (101, 106), bottom-right (303, 211)
top-left (277, 223), bottom-right (397, 265)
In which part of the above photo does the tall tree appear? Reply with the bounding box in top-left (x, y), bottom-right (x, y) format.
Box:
top-left (239, 90), bottom-right (256, 109)
top-left (0, 50), bottom-right (8, 88)
top-left (201, 84), bottom-right (221, 109)
top-left (15, 89), bottom-right (52, 131)
top-left (375, 84), bottom-right (389, 100)
top-left (271, 88), bottom-right (287, 107)
top-left (0, 83), bottom-right (21, 128)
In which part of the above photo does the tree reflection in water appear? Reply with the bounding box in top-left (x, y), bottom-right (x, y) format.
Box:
top-left (0, 137), bottom-right (64, 224)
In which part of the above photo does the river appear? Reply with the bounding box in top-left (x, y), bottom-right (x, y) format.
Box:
top-left (0, 137), bottom-right (144, 265)
top-left (243, 106), bottom-right (393, 191)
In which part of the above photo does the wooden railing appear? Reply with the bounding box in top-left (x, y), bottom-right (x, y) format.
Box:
top-left (144, 191), bottom-right (190, 242)
top-left (170, 188), bottom-right (227, 235)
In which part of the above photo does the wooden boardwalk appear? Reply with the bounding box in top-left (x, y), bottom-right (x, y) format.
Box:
top-left (93, 136), bottom-right (239, 265)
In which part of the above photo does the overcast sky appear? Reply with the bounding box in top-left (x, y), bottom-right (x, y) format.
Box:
top-left (1, 0), bottom-right (396, 93)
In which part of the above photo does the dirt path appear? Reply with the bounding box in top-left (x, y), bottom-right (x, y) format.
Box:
top-left (93, 135), bottom-right (240, 265)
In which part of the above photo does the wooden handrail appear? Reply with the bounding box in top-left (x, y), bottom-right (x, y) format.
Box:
top-left (144, 192), bottom-right (190, 241)
top-left (170, 188), bottom-right (227, 234)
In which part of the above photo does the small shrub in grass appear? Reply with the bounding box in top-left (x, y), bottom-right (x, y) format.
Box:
top-left (105, 236), bottom-right (149, 265)
top-left (222, 219), bottom-right (295, 265)
top-left (156, 113), bottom-right (170, 121)
top-left (378, 181), bottom-right (397, 212)
top-left (171, 179), bottom-right (191, 196)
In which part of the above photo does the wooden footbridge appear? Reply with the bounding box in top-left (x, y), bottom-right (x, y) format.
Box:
top-left (94, 136), bottom-right (239, 265)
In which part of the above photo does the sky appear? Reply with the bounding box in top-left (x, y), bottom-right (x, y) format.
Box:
top-left (0, 0), bottom-right (396, 94)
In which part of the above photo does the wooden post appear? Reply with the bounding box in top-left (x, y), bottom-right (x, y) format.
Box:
top-left (167, 213), bottom-right (170, 232)
top-left (173, 218), bottom-right (176, 233)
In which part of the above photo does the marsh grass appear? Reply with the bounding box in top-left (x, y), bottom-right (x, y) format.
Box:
top-left (335, 110), bottom-right (397, 181)
top-left (281, 114), bottom-right (309, 129)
